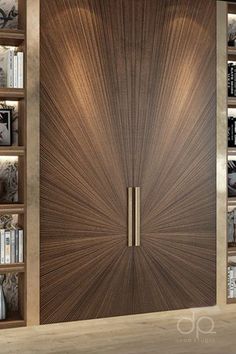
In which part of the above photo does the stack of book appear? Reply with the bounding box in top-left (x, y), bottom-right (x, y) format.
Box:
top-left (0, 48), bottom-right (23, 88)
top-left (0, 229), bottom-right (23, 264)
top-left (228, 62), bottom-right (236, 97)
top-left (228, 264), bottom-right (236, 298)
top-left (228, 116), bottom-right (236, 147)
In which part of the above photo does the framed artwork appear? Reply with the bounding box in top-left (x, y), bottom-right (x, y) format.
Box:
top-left (0, 0), bottom-right (18, 29)
top-left (0, 109), bottom-right (12, 146)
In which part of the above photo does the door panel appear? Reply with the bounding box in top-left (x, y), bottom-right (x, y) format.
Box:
top-left (40, 0), bottom-right (216, 323)
top-left (40, 0), bottom-right (135, 323)
top-left (132, 0), bottom-right (216, 312)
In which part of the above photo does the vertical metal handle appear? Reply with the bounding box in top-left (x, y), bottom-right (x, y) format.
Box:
top-left (128, 187), bottom-right (133, 247)
top-left (134, 187), bottom-right (140, 246)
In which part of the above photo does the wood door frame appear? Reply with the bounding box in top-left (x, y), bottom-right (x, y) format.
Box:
top-left (38, 0), bottom-right (226, 325)
top-left (26, 0), bottom-right (40, 325)
top-left (216, 0), bottom-right (227, 306)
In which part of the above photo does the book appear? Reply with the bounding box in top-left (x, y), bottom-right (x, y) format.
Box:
top-left (228, 266), bottom-right (234, 298)
top-left (0, 48), bottom-right (15, 88)
top-left (228, 116), bottom-right (236, 147)
top-left (4, 230), bottom-right (10, 264)
top-left (15, 228), bottom-right (19, 263)
top-left (228, 161), bottom-right (236, 197)
top-left (10, 229), bottom-right (15, 263)
top-left (13, 54), bottom-right (17, 88)
top-left (18, 229), bottom-right (23, 263)
top-left (228, 209), bottom-right (236, 245)
top-left (17, 52), bottom-right (23, 88)
top-left (0, 229), bottom-right (4, 264)
top-left (230, 64), bottom-right (234, 97)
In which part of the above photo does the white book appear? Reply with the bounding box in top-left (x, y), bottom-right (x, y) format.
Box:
top-left (5, 231), bottom-right (11, 264)
top-left (0, 229), bottom-right (4, 264)
top-left (7, 49), bottom-right (14, 88)
top-left (17, 52), bottom-right (24, 88)
top-left (10, 230), bottom-right (15, 264)
top-left (19, 229), bottom-right (23, 263)
top-left (13, 55), bottom-right (18, 88)
top-left (228, 267), bottom-right (233, 298)
top-left (15, 229), bottom-right (19, 263)
top-left (0, 48), bottom-right (14, 87)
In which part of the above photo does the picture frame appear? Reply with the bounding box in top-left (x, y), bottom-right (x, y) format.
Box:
top-left (0, 0), bottom-right (18, 29)
top-left (0, 109), bottom-right (12, 146)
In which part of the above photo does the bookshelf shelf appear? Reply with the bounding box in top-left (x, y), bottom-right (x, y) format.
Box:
top-left (228, 148), bottom-right (236, 156)
top-left (228, 298), bottom-right (236, 304)
top-left (228, 198), bottom-right (236, 206)
top-left (228, 46), bottom-right (236, 56)
top-left (0, 88), bottom-right (24, 100)
top-left (0, 147), bottom-right (25, 156)
top-left (0, 263), bottom-right (25, 273)
top-left (0, 312), bottom-right (25, 329)
top-left (228, 247), bottom-right (236, 256)
top-left (0, 204), bottom-right (24, 214)
top-left (0, 30), bottom-right (25, 46)
top-left (228, 97), bottom-right (236, 107)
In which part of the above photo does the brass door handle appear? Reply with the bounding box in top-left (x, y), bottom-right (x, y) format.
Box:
top-left (128, 187), bottom-right (133, 247)
top-left (127, 187), bottom-right (141, 247)
top-left (134, 187), bottom-right (140, 247)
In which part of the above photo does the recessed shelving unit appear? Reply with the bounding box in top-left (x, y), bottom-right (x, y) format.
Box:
top-left (226, 2), bottom-right (236, 304)
top-left (0, 0), bottom-right (40, 329)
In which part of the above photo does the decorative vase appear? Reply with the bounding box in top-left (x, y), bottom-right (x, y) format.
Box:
top-left (0, 275), bottom-right (6, 320)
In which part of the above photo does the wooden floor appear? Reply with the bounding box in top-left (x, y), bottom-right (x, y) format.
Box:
top-left (0, 305), bottom-right (236, 353)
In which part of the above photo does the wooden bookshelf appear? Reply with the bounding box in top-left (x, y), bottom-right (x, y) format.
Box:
top-left (228, 97), bottom-right (236, 107)
top-left (0, 204), bottom-right (24, 214)
top-left (0, 88), bottom-right (24, 100)
top-left (228, 47), bottom-right (236, 56)
top-left (228, 247), bottom-right (236, 256)
top-left (0, 0), bottom-right (40, 329)
top-left (0, 147), bottom-right (25, 156)
top-left (0, 30), bottom-right (24, 46)
top-left (228, 198), bottom-right (236, 207)
top-left (0, 263), bottom-right (25, 273)
top-left (228, 148), bottom-right (236, 156)
top-left (0, 312), bottom-right (25, 329)
top-left (227, 298), bottom-right (236, 304)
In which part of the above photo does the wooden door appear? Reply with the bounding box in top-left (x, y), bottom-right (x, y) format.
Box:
top-left (40, 0), bottom-right (216, 323)
top-left (40, 0), bottom-right (136, 323)
top-left (131, 0), bottom-right (216, 312)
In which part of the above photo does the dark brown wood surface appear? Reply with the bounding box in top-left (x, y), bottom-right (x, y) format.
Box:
top-left (40, 0), bottom-right (216, 324)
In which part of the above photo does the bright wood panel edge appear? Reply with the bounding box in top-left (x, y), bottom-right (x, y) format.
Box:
top-left (217, 1), bottom-right (227, 306)
top-left (26, 0), bottom-right (40, 326)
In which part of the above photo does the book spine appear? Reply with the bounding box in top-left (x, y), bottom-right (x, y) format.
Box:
top-left (230, 64), bottom-right (234, 96)
top-left (234, 118), bottom-right (236, 147)
top-left (233, 66), bottom-right (236, 97)
top-left (228, 267), bottom-right (231, 298)
top-left (15, 229), bottom-right (19, 263)
top-left (10, 230), bottom-right (15, 264)
top-left (230, 267), bottom-right (234, 298)
top-left (228, 117), bottom-right (234, 147)
top-left (231, 65), bottom-right (234, 96)
top-left (18, 229), bottom-right (23, 263)
top-left (13, 55), bottom-right (18, 88)
top-left (17, 52), bottom-right (24, 88)
top-left (0, 230), bottom-right (4, 264)
top-left (228, 64), bottom-right (231, 97)
top-left (7, 50), bottom-right (14, 88)
top-left (5, 231), bottom-right (11, 264)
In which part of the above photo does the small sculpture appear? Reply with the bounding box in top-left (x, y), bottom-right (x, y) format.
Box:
top-left (0, 274), bottom-right (6, 320)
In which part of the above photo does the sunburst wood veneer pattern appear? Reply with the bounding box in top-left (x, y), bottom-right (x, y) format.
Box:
top-left (40, 0), bottom-right (216, 324)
